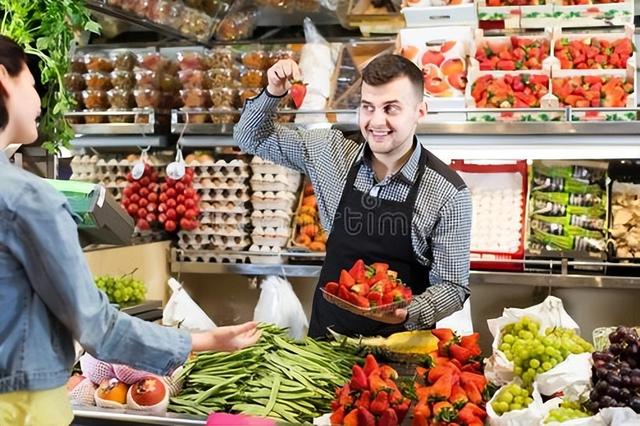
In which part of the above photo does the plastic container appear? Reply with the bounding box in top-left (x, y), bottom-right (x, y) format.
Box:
top-left (178, 69), bottom-right (209, 89)
top-left (210, 87), bottom-right (239, 108)
top-left (107, 89), bottom-right (134, 109)
top-left (206, 68), bottom-right (239, 88)
top-left (82, 90), bottom-right (109, 109)
top-left (134, 69), bottom-right (160, 89)
top-left (64, 73), bottom-right (86, 91)
top-left (70, 55), bottom-right (87, 73)
top-left (207, 48), bottom-right (236, 69)
top-left (84, 53), bottom-right (113, 73)
top-left (210, 106), bottom-right (238, 124)
top-left (180, 107), bottom-right (209, 123)
top-left (84, 72), bottom-right (112, 91)
top-left (214, 6), bottom-right (259, 41)
top-left (240, 69), bottom-right (266, 88)
top-left (179, 8), bottom-right (215, 41)
top-left (241, 50), bottom-right (269, 70)
top-left (110, 51), bottom-right (137, 71)
top-left (268, 49), bottom-right (297, 67)
top-left (120, 0), bottom-right (149, 16)
top-left (150, 0), bottom-right (183, 27)
top-left (136, 52), bottom-right (168, 72)
top-left (180, 88), bottom-right (210, 108)
top-left (110, 71), bottom-right (135, 90)
top-left (134, 89), bottom-right (161, 108)
top-left (70, 91), bottom-right (85, 111)
top-left (239, 88), bottom-right (260, 104)
top-left (84, 109), bottom-right (107, 124)
top-left (177, 51), bottom-right (209, 71)
top-left (133, 108), bottom-right (152, 124)
top-left (159, 74), bottom-right (180, 92)
top-left (108, 108), bottom-right (134, 123)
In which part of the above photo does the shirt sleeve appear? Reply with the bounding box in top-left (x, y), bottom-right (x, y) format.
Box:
top-left (9, 183), bottom-right (190, 375)
top-left (405, 188), bottom-right (472, 330)
top-left (233, 89), bottom-right (336, 175)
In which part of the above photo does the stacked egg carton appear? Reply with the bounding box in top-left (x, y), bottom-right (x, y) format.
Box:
top-left (177, 158), bottom-right (251, 263)
top-left (248, 157), bottom-right (301, 264)
top-left (70, 155), bottom-right (99, 184)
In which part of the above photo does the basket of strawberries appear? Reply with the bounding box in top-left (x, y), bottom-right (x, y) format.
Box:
top-left (321, 259), bottom-right (413, 318)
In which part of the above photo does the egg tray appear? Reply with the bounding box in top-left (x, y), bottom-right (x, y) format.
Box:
top-left (251, 216), bottom-right (291, 229)
top-left (177, 250), bottom-right (249, 264)
top-left (70, 173), bottom-right (99, 183)
top-left (199, 201), bottom-right (249, 214)
top-left (251, 235), bottom-right (289, 248)
top-left (200, 213), bottom-right (250, 225)
top-left (248, 246), bottom-right (285, 264)
top-left (251, 192), bottom-right (297, 211)
top-left (191, 167), bottom-right (250, 180)
top-left (208, 226), bottom-right (250, 237)
top-left (250, 173), bottom-right (301, 193)
top-left (197, 188), bottom-right (249, 199)
top-left (71, 155), bottom-right (99, 174)
top-left (251, 163), bottom-right (298, 175)
top-left (177, 241), bottom-right (213, 251)
top-left (192, 176), bottom-right (249, 189)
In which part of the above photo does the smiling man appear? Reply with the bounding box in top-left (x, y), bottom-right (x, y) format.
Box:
top-left (234, 54), bottom-right (472, 338)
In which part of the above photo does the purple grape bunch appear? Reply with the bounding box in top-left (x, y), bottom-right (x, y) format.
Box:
top-left (587, 326), bottom-right (640, 414)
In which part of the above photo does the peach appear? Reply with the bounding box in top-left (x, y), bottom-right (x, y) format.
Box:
top-left (440, 58), bottom-right (465, 76)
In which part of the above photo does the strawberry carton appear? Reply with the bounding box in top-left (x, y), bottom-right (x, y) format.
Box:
top-left (549, 0), bottom-right (633, 28)
top-left (551, 69), bottom-right (636, 121)
top-left (549, 24), bottom-right (635, 72)
top-left (470, 28), bottom-right (553, 72)
top-left (397, 27), bottom-right (473, 120)
top-left (401, 0), bottom-right (477, 29)
top-left (477, 0), bottom-right (553, 29)
top-left (321, 260), bottom-right (413, 317)
top-left (465, 68), bottom-right (561, 121)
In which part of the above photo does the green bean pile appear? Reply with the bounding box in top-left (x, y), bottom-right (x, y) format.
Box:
top-left (169, 325), bottom-right (362, 422)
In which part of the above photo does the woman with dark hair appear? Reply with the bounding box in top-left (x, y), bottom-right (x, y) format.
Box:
top-left (0, 35), bottom-right (260, 425)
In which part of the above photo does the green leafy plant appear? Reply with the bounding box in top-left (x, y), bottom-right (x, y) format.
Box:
top-left (0, 0), bottom-right (100, 153)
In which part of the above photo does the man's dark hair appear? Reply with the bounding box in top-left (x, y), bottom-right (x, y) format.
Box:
top-left (0, 35), bottom-right (27, 130)
top-left (362, 54), bottom-right (423, 101)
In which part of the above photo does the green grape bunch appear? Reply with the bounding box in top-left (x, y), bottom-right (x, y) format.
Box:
top-left (492, 383), bottom-right (534, 415)
top-left (545, 400), bottom-right (591, 423)
top-left (499, 316), bottom-right (593, 387)
top-left (95, 273), bottom-right (146, 306)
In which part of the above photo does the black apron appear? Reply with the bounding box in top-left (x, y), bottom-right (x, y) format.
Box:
top-left (308, 145), bottom-right (431, 338)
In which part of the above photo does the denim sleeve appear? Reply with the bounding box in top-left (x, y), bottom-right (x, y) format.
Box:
top-left (8, 182), bottom-right (190, 375)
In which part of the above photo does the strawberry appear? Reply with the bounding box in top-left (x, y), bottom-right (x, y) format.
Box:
top-left (324, 282), bottom-right (339, 295)
top-left (289, 80), bottom-right (307, 108)
top-left (350, 365), bottom-right (369, 391)
top-left (339, 269), bottom-right (356, 288)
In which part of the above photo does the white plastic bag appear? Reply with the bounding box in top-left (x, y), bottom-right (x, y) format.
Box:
top-left (485, 296), bottom-right (580, 386)
top-left (597, 407), bottom-right (640, 426)
top-left (487, 382), bottom-right (546, 426)
top-left (253, 276), bottom-right (308, 340)
top-left (536, 353), bottom-right (592, 396)
top-left (435, 298), bottom-right (473, 336)
top-left (162, 278), bottom-right (216, 332)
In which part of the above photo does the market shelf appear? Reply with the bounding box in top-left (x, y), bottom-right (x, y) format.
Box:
top-left (72, 406), bottom-right (204, 425)
top-left (170, 252), bottom-right (640, 290)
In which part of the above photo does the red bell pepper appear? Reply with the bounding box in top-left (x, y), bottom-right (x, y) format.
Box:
top-left (357, 407), bottom-right (376, 426)
top-left (363, 354), bottom-right (379, 376)
top-left (379, 408), bottom-right (399, 426)
top-left (370, 390), bottom-right (389, 415)
top-left (350, 365), bottom-right (368, 391)
top-left (343, 408), bottom-right (360, 426)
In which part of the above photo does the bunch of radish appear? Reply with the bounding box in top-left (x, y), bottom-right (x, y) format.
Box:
top-left (121, 164), bottom-right (160, 231)
top-left (158, 168), bottom-right (200, 233)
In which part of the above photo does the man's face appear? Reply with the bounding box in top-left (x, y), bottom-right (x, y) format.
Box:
top-left (359, 76), bottom-right (426, 157)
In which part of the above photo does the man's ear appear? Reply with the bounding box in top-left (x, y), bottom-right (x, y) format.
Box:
top-left (418, 99), bottom-right (427, 119)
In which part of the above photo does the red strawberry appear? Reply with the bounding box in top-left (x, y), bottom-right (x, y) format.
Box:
top-left (290, 81), bottom-right (307, 108)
